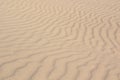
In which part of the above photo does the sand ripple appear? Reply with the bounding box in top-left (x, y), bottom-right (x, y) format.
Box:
top-left (0, 0), bottom-right (120, 80)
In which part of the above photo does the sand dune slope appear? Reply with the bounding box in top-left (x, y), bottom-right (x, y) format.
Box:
top-left (0, 0), bottom-right (120, 80)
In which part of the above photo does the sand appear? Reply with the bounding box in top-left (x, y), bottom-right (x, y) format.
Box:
top-left (0, 0), bottom-right (120, 80)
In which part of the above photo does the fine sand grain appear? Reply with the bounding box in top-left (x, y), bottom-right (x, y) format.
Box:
top-left (0, 0), bottom-right (120, 80)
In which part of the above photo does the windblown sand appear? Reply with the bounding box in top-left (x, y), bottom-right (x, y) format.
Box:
top-left (0, 0), bottom-right (120, 80)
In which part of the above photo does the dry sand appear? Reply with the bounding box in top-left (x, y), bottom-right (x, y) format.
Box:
top-left (0, 0), bottom-right (120, 80)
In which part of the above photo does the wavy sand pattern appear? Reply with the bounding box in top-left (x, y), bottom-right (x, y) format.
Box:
top-left (0, 0), bottom-right (120, 80)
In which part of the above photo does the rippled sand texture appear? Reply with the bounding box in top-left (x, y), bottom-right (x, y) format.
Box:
top-left (0, 0), bottom-right (120, 80)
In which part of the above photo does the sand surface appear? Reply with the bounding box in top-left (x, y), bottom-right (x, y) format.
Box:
top-left (0, 0), bottom-right (120, 80)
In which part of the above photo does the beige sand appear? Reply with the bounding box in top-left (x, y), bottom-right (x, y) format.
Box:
top-left (0, 0), bottom-right (120, 80)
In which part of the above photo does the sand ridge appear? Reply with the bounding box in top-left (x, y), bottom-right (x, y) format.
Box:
top-left (0, 0), bottom-right (120, 80)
